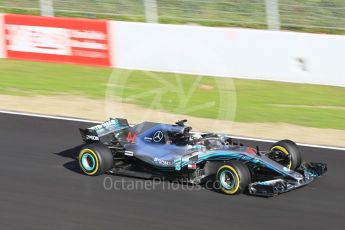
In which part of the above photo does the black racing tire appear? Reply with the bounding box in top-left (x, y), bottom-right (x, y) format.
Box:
top-left (78, 143), bottom-right (113, 176)
top-left (270, 140), bottom-right (302, 170)
top-left (216, 161), bottom-right (251, 195)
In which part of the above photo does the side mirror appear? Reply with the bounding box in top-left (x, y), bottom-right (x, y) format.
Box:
top-left (175, 119), bottom-right (188, 126)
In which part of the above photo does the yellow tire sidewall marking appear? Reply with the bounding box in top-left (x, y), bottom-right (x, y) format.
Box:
top-left (79, 148), bottom-right (100, 175)
top-left (217, 165), bottom-right (240, 195)
top-left (271, 146), bottom-right (292, 169)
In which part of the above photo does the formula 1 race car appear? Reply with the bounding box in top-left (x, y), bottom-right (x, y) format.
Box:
top-left (78, 118), bottom-right (327, 196)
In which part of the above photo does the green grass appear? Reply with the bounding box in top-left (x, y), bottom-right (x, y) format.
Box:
top-left (0, 59), bottom-right (345, 130)
top-left (0, 59), bottom-right (111, 98)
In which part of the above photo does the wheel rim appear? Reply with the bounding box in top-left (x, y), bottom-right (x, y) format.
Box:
top-left (81, 152), bottom-right (96, 171)
top-left (78, 148), bottom-right (100, 176)
top-left (220, 169), bottom-right (236, 190)
top-left (271, 146), bottom-right (292, 169)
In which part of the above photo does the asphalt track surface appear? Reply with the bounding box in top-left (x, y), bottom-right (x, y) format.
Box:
top-left (0, 113), bottom-right (344, 230)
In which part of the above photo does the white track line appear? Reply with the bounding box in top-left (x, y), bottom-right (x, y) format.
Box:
top-left (0, 110), bottom-right (344, 151)
top-left (0, 110), bottom-right (101, 124)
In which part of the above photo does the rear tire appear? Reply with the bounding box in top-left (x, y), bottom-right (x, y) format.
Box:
top-left (78, 143), bottom-right (113, 176)
top-left (216, 161), bottom-right (251, 195)
top-left (270, 140), bottom-right (302, 170)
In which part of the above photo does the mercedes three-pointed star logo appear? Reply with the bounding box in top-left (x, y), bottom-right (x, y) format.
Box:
top-left (153, 131), bottom-right (164, 142)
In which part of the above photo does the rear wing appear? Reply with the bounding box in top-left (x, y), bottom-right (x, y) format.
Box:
top-left (79, 118), bottom-right (130, 142)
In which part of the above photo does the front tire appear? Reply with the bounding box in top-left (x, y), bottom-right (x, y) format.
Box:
top-left (270, 140), bottom-right (302, 170)
top-left (78, 143), bottom-right (113, 176)
top-left (216, 161), bottom-right (251, 195)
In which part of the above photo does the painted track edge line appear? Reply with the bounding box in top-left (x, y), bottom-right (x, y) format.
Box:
top-left (0, 110), bottom-right (102, 124)
top-left (0, 110), bottom-right (344, 151)
top-left (228, 135), bottom-right (345, 151)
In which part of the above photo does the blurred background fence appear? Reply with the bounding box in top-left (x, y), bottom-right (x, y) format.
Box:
top-left (0, 0), bottom-right (344, 34)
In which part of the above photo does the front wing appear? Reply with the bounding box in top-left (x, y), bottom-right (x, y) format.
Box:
top-left (248, 162), bottom-right (327, 197)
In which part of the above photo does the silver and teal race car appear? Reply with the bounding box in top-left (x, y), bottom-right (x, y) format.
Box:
top-left (78, 118), bottom-right (327, 197)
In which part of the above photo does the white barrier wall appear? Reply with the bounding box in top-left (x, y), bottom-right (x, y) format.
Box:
top-left (110, 21), bottom-right (345, 87)
top-left (0, 14), bottom-right (5, 58)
